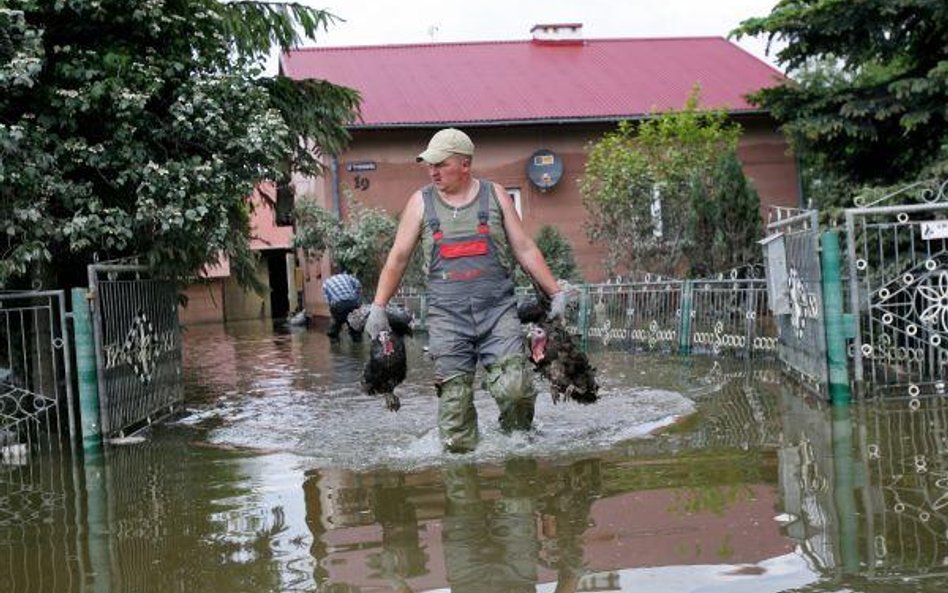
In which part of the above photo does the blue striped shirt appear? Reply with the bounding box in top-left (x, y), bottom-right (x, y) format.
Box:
top-left (322, 273), bottom-right (361, 305)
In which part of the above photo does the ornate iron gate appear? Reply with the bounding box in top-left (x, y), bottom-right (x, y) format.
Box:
top-left (88, 263), bottom-right (183, 437)
top-left (0, 290), bottom-right (75, 459)
top-left (845, 179), bottom-right (948, 398)
top-left (764, 209), bottom-right (827, 392)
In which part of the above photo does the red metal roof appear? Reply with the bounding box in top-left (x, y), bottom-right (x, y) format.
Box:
top-left (280, 36), bottom-right (784, 128)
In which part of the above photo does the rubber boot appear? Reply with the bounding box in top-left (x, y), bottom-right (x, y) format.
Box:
top-left (485, 355), bottom-right (536, 432)
top-left (437, 373), bottom-right (478, 453)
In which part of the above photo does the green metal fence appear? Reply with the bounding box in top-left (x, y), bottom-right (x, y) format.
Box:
top-left (393, 274), bottom-right (776, 361)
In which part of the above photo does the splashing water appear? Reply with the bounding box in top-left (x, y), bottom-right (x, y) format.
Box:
top-left (178, 324), bottom-right (706, 471)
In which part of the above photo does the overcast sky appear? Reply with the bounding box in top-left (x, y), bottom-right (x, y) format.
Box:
top-left (291, 0), bottom-right (784, 70)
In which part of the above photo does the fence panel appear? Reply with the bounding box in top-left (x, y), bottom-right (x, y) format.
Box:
top-left (1, 290), bottom-right (81, 588)
top-left (88, 264), bottom-right (183, 437)
top-left (688, 278), bottom-right (776, 358)
top-left (583, 280), bottom-right (682, 354)
top-left (395, 276), bottom-right (775, 360)
top-left (845, 179), bottom-right (948, 397)
top-left (765, 210), bottom-right (828, 392)
top-left (0, 290), bottom-right (75, 459)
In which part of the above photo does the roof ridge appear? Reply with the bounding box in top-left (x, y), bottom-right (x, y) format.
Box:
top-left (285, 35), bottom-right (730, 54)
top-left (288, 38), bottom-right (527, 53)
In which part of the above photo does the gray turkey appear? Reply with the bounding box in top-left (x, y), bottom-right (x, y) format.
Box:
top-left (517, 287), bottom-right (599, 405)
top-left (348, 305), bottom-right (414, 411)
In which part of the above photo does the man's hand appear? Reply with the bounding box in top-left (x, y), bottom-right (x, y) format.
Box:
top-left (548, 291), bottom-right (568, 322)
top-left (365, 304), bottom-right (392, 339)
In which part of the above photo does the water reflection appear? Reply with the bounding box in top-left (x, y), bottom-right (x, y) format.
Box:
top-left (2, 322), bottom-right (948, 592)
top-left (303, 458), bottom-right (599, 592)
top-left (303, 444), bottom-right (805, 592)
top-left (779, 394), bottom-right (948, 585)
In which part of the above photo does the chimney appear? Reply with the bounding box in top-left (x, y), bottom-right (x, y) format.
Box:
top-left (530, 23), bottom-right (584, 45)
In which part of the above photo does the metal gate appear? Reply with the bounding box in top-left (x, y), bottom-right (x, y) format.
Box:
top-left (763, 209), bottom-right (828, 392)
top-left (88, 263), bottom-right (184, 437)
top-left (1, 290), bottom-right (82, 592)
top-left (845, 179), bottom-right (948, 398)
top-left (0, 290), bottom-right (75, 459)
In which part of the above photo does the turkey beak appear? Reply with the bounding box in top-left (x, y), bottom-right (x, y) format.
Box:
top-left (379, 330), bottom-right (395, 355)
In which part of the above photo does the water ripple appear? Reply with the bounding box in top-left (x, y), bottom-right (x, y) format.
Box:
top-left (180, 324), bottom-right (703, 471)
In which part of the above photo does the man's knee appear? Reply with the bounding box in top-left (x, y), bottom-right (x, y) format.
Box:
top-left (485, 356), bottom-right (535, 432)
top-left (486, 355), bottom-right (534, 403)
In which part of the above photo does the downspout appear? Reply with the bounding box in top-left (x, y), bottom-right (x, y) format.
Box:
top-left (331, 156), bottom-right (342, 217)
top-left (795, 137), bottom-right (807, 209)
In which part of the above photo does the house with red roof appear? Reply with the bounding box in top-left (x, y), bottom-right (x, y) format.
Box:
top-left (181, 24), bottom-right (800, 325)
top-left (278, 24), bottom-right (799, 319)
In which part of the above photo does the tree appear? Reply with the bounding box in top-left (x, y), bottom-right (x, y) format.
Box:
top-left (580, 89), bottom-right (759, 278)
top-left (0, 1), bottom-right (360, 290)
top-left (293, 195), bottom-right (401, 296)
top-left (732, 0), bottom-right (948, 200)
top-left (533, 225), bottom-right (582, 283)
top-left (690, 152), bottom-right (762, 276)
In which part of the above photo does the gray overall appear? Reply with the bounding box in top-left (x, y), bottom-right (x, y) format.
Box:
top-left (422, 180), bottom-right (535, 453)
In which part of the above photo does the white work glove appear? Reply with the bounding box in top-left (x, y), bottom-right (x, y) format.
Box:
top-left (365, 304), bottom-right (391, 339)
top-left (547, 291), bottom-right (568, 322)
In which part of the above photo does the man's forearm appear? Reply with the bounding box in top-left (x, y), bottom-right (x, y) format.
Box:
top-left (519, 249), bottom-right (560, 296)
top-left (372, 259), bottom-right (407, 306)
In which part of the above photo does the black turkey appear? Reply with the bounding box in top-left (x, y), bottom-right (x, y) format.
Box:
top-left (349, 306), bottom-right (414, 411)
top-left (517, 287), bottom-right (599, 405)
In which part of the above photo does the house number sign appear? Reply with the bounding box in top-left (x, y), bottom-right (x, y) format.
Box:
top-left (921, 220), bottom-right (948, 240)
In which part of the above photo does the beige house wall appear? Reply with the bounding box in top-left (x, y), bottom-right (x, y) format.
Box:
top-left (222, 261), bottom-right (271, 321)
top-left (178, 281), bottom-right (225, 325)
top-left (298, 118), bottom-right (799, 310)
top-left (179, 261), bottom-right (290, 326)
top-left (179, 118), bottom-right (799, 324)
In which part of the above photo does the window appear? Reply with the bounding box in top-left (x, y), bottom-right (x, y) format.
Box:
top-left (506, 188), bottom-right (523, 219)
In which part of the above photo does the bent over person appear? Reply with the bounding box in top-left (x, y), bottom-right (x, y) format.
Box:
top-left (322, 269), bottom-right (363, 342)
top-left (365, 128), bottom-right (567, 453)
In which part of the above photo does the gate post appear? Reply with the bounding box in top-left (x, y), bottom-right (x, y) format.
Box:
top-left (820, 231), bottom-right (852, 404)
top-left (831, 404), bottom-right (860, 572)
top-left (71, 288), bottom-right (102, 451)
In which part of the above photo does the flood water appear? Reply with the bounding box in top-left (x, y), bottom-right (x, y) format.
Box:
top-left (3, 319), bottom-right (948, 593)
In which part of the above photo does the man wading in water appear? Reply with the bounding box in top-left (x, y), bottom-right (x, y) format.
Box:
top-left (365, 128), bottom-right (567, 453)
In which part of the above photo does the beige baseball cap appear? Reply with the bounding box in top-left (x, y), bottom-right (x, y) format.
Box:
top-left (416, 128), bottom-right (474, 164)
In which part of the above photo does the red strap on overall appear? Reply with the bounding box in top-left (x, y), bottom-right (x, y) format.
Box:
top-left (439, 239), bottom-right (489, 259)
